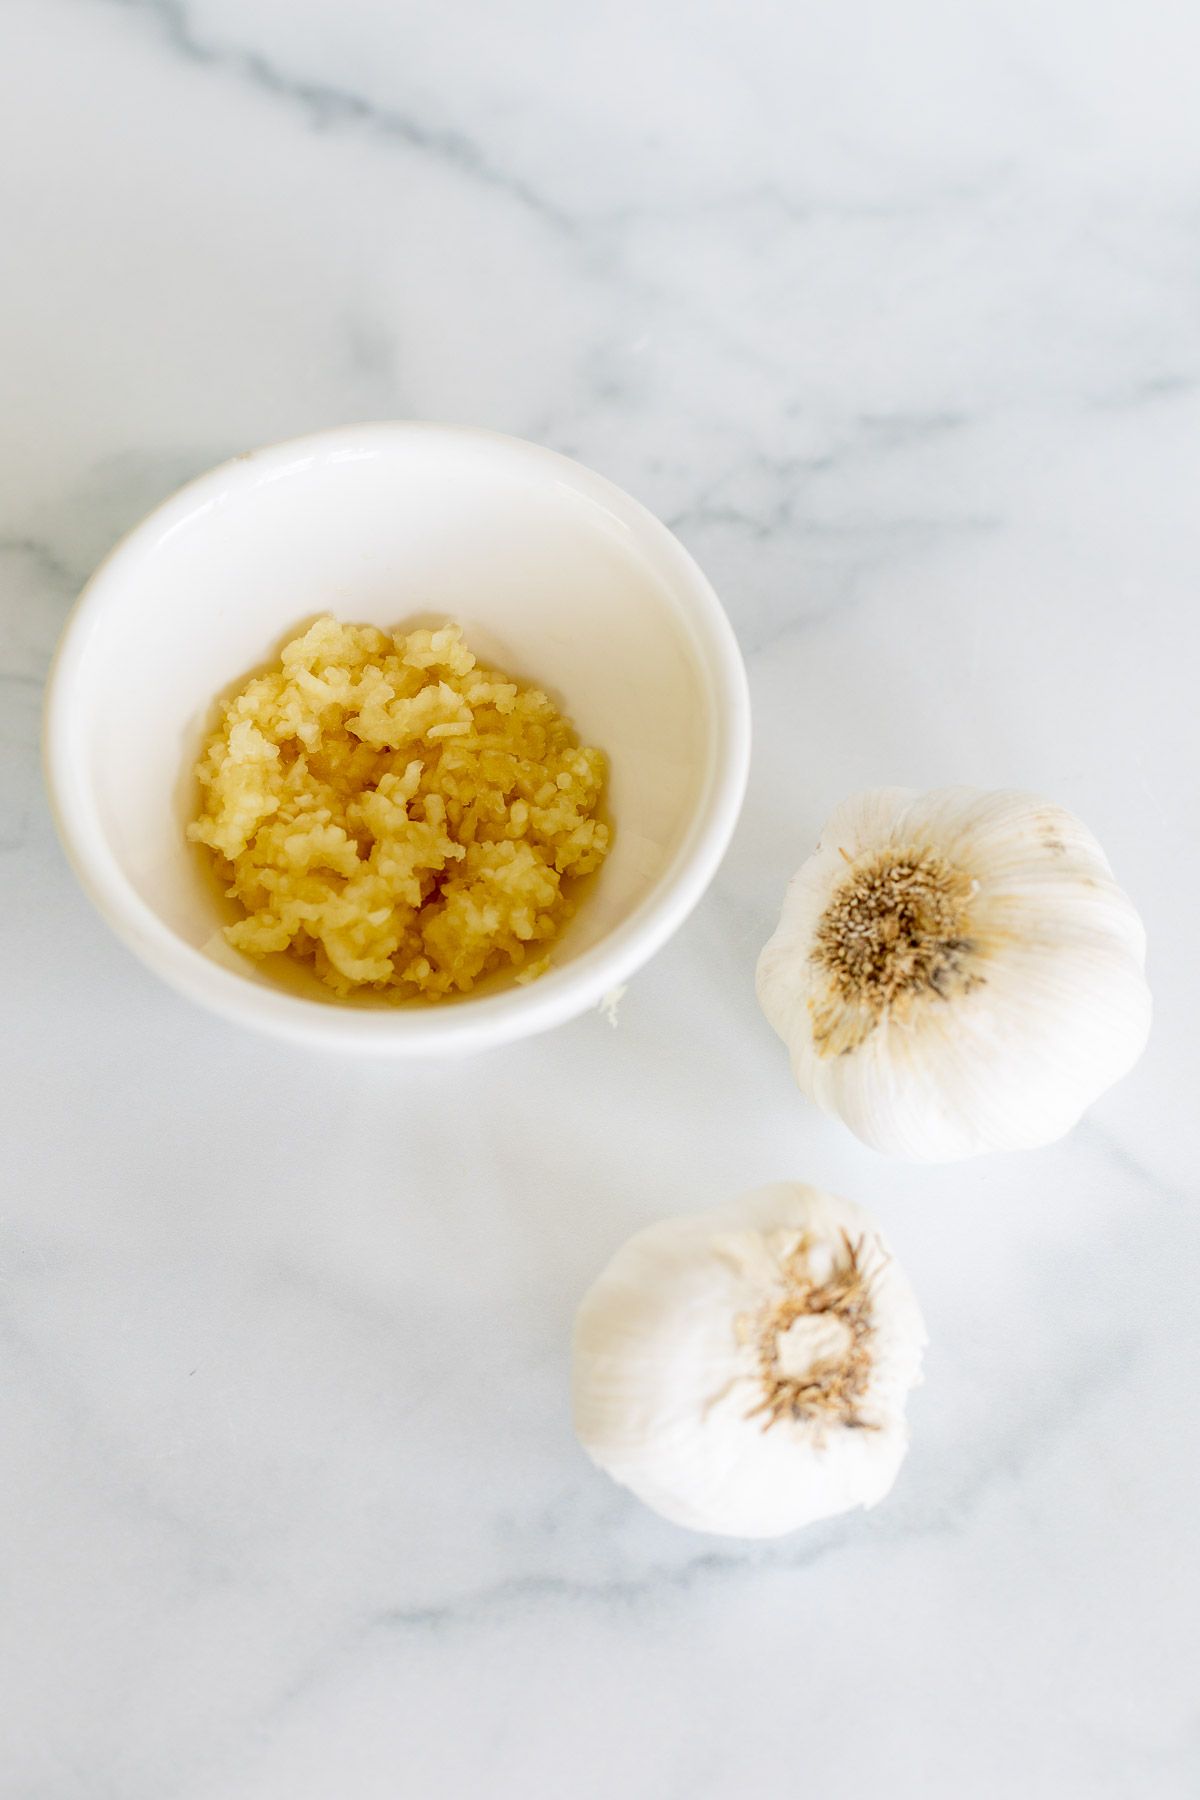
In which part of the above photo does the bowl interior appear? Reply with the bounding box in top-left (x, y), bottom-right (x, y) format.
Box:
top-left (54, 428), bottom-right (730, 1016)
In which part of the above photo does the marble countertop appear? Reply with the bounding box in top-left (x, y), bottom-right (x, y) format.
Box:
top-left (4, 2), bottom-right (1198, 1795)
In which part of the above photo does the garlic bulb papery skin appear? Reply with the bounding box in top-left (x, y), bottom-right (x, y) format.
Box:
top-left (756, 788), bottom-right (1151, 1162)
top-left (571, 1184), bottom-right (926, 1538)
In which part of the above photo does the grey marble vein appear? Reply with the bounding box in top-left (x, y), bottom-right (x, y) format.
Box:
top-left (88, 0), bottom-right (577, 233)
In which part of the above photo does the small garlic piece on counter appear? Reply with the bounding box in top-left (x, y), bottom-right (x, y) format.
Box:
top-left (571, 1184), bottom-right (926, 1537)
top-left (757, 788), bottom-right (1151, 1161)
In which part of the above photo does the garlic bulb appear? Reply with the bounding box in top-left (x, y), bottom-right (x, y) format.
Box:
top-left (756, 788), bottom-right (1151, 1161)
top-left (571, 1184), bottom-right (926, 1537)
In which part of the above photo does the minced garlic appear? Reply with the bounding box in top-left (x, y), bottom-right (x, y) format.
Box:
top-left (188, 616), bottom-right (610, 997)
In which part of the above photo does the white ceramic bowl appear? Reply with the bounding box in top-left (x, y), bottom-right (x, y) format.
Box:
top-left (44, 424), bottom-right (750, 1053)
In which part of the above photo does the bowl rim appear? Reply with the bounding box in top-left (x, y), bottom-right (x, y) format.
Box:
top-left (43, 421), bottom-right (751, 1053)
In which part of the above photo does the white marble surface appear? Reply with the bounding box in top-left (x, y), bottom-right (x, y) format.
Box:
top-left (3, 1), bottom-right (1199, 1794)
